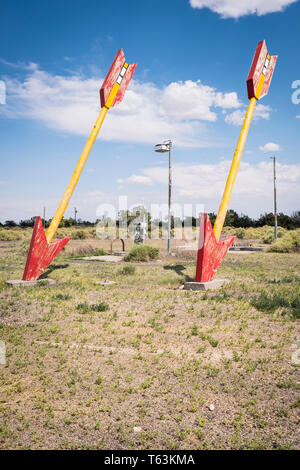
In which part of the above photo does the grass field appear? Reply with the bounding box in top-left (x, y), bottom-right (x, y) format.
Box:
top-left (0, 237), bottom-right (299, 450)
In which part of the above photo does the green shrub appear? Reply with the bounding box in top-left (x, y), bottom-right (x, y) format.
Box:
top-left (94, 249), bottom-right (106, 256)
top-left (0, 230), bottom-right (22, 241)
top-left (268, 229), bottom-right (300, 253)
top-left (235, 228), bottom-right (246, 239)
top-left (72, 230), bottom-right (87, 240)
top-left (76, 301), bottom-right (90, 313)
top-left (95, 375), bottom-right (104, 385)
top-left (259, 226), bottom-right (287, 244)
top-left (250, 292), bottom-right (289, 312)
top-left (20, 239), bottom-right (30, 255)
top-left (250, 291), bottom-right (300, 319)
top-left (124, 245), bottom-right (159, 262)
top-left (76, 301), bottom-right (109, 313)
top-left (90, 302), bottom-right (109, 312)
top-left (223, 227), bottom-right (246, 239)
top-left (55, 293), bottom-right (72, 300)
top-left (119, 264), bottom-right (136, 275)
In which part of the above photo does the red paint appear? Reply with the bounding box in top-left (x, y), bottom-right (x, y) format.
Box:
top-left (247, 40), bottom-right (277, 100)
top-left (195, 214), bottom-right (235, 282)
top-left (110, 238), bottom-right (125, 255)
top-left (260, 55), bottom-right (277, 99)
top-left (100, 49), bottom-right (137, 108)
top-left (22, 217), bottom-right (70, 281)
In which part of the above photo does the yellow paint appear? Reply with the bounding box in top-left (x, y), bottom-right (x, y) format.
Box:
top-left (46, 81), bottom-right (120, 244)
top-left (213, 97), bottom-right (257, 242)
top-left (256, 73), bottom-right (265, 99)
top-left (105, 82), bottom-right (120, 109)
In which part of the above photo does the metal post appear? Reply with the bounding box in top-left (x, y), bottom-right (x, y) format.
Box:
top-left (168, 141), bottom-right (172, 254)
top-left (271, 156), bottom-right (278, 240)
top-left (154, 139), bottom-right (172, 254)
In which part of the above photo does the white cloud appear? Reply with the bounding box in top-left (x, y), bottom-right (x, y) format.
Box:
top-left (126, 174), bottom-right (153, 185)
top-left (259, 142), bottom-right (281, 152)
top-left (160, 80), bottom-right (240, 121)
top-left (1, 65), bottom-right (241, 148)
top-left (255, 104), bottom-right (272, 120)
top-left (225, 103), bottom-right (271, 125)
top-left (224, 109), bottom-right (245, 126)
top-left (189, 0), bottom-right (298, 18)
top-left (126, 160), bottom-right (300, 216)
top-left (2, 160), bottom-right (299, 222)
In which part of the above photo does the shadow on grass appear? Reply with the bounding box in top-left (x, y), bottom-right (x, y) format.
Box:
top-left (40, 263), bottom-right (69, 279)
top-left (163, 264), bottom-right (194, 282)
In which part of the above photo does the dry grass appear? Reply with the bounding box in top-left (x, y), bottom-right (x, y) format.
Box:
top-left (0, 237), bottom-right (299, 450)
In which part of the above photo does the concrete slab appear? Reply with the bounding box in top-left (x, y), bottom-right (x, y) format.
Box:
top-left (229, 247), bottom-right (264, 252)
top-left (183, 279), bottom-right (230, 291)
top-left (6, 278), bottom-right (57, 287)
top-left (72, 255), bottom-right (123, 263)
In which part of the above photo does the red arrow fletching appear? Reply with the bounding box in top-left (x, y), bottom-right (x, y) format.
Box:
top-left (247, 40), bottom-right (277, 100)
top-left (100, 49), bottom-right (137, 108)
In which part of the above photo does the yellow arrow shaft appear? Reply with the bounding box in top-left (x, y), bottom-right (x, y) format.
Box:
top-left (46, 106), bottom-right (108, 243)
top-left (213, 96), bottom-right (257, 242)
top-left (46, 78), bottom-right (121, 243)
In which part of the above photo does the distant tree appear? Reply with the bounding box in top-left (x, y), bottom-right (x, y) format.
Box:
top-left (19, 217), bottom-right (35, 228)
top-left (291, 211), bottom-right (300, 228)
top-left (277, 212), bottom-right (294, 230)
top-left (208, 212), bottom-right (217, 226)
top-left (4, 220), bottom-right (17, 227)
top-left (236, 213), bottom-right (253, 228)
top-left (224, 210), bottom-right (240, 227)
top-left (58, 218), bottom-right (73, 228)
top-left (256, 212), bottom-right (275, 227)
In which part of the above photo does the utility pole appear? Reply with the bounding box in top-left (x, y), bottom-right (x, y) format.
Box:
top-left (168, 141), bottom-right (172, 255)
top-left (270, 155), bottom-right (278, 240)
top-left (74, 207), bottom-right (78, 225)
top-left (43, 207), bottom-right (46, 229)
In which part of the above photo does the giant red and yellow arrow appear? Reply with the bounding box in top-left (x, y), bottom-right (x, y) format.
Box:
top-left (23, 49), bottom-right (137, 281)
top-left (195, 40), bottom-right (277, 282)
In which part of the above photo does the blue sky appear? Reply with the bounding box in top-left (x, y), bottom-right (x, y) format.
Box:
top-left (0, 0), bottom-right (299, 223)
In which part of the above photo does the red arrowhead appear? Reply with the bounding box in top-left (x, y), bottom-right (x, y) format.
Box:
top-left (22, 217), bottom-right (70, 281)
top-left (195, 214), bottom-right (235, 282)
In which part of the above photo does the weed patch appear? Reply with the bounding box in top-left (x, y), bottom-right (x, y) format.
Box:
top-left (124, 245), bottom-right (159, 262)
top-left (118, 264), bottom-right (136, 275)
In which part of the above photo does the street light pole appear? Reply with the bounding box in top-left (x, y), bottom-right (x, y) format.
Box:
top-left (270, 155), bottom-right (278, 240)
top-left (154, 140), bottom-right (172, 254)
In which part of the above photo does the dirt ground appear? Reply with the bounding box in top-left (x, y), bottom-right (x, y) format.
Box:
top-left (0, 239), bottom-right (299, 450)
